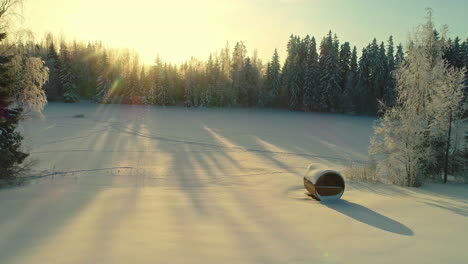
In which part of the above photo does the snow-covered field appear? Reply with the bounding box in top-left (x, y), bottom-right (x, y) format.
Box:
top-left (1, 102), bottom-right (467, 264)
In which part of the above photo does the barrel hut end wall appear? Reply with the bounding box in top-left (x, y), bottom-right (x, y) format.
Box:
top-left (303, 165), bottom-right (345, 201)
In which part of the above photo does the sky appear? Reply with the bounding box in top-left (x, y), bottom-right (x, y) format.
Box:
top-left (22, 0), bottom-right (468, 65)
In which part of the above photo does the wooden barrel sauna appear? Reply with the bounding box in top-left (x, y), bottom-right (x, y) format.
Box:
top-left (304, 165), bottom-right (345, 201)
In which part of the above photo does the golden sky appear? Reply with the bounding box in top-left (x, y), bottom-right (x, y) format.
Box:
top-left (23, 0), bottom-right (467, 65)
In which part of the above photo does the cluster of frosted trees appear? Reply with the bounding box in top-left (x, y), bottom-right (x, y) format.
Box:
top-left (370, 10), bottom-right (467, 186)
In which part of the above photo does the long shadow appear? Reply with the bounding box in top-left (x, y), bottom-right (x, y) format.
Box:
top-left (325, 200), bottom-right (414, 236)
top-left (0, 104), bottom-right (143, 263)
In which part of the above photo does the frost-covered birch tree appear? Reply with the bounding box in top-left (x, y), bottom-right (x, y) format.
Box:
top-left (10, 54), bottom-right (48, 112)
top-left (369, 9), bottom-right (467, 186)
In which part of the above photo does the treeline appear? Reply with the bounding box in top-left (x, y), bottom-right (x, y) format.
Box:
top-left (31, 32), bottom-right (468, 114)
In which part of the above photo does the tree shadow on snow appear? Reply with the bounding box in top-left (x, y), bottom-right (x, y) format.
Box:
top-left (325, 200), bottom-right (414, 236)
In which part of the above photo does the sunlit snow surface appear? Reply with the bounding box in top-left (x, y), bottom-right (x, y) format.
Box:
top-left (1, 102), bottom-right (467, 264)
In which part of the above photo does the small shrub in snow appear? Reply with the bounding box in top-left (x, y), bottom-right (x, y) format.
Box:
top-left (342, 159), bottom-right (379, 183)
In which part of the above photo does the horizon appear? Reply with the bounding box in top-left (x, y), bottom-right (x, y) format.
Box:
top-left (23, 0), bottom-right (468, 65)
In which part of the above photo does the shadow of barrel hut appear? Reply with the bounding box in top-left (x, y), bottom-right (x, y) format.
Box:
top-left (304, 165), bottom-right (345, 201)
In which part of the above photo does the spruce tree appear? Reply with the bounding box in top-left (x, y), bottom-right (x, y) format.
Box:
top-left (338, 42), bottom-right (351, 111)
top-left (384, 36), bottom-right (396, 107)
top-left (339, 42), bottom-right (351, 90)
top-left (260, 49), bottom-right (281, 107)
top-left (95, 51), bottom-right (111, 102)
top-left (0, 32), bottom-right (28, 181)
top-left (59, 42), bottom-right (79, 102)
top-left (231, 42), bottom-right (247, 105)
top-left (376, 41), bottom-right (388, 108)
top-left (395, 44), bottom-right (405, 66)
top-left (342, 46), bottom-right (358, 112)
top-left (356, 47), bottom-right (372, 113)
top-left (303, 37), bottom-right (318, 111)
top-left (318, 31), bottom-right (341, 111)
top-left (239, 57), bottom-right (260, 106)
top-left (44, 43), bottom-right (61, 100)
top-left (282, 35), bottom-right (302, 110)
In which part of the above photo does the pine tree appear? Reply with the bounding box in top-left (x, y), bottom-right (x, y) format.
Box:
top-left (303, 37), bottom-right (318, 111)
top-left (158, 64), bottom-right (170, 105)
top-left (0, 32), bottom-right (27, 181)
top-left (59, 42), bottom-right (79, 102)
top-left (239, 57), bottom-right (260, 106)
top-left (232, 42), bottom-right (247, 105)
top-left (318, 31), bottom-right (341, 111)
top-left (282, 35), bottom-right (301, 110)
top-left (339, 42), bottom-right (351, 90)
top-left (356, 46), bottom-right (372, 113)
top-left (262, 49), bottom-right (281, 107)
top-left (376, 41), bottom-right (388, 108)
top-left (384, 36), bottom-right (396, 107)
top-left (395, 44), bottom-right (405, 66)
top-left (44, 43), bottom-right (61, 100)
top-left (95, 51), bottom-right (111, 102)
top-left (338, 41), bottom-right (351, 111)
top-left (342, 46), bottom-right (358, 112)
top-left (219, 42), bottom-right (233, 106)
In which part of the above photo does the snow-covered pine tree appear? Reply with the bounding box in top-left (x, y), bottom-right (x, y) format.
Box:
top-left (269, 49), bottom-right (281, 107)
top-left (261, 49), bottom-right (281, 107)
top-left (259, 62), bottom-right (271, 107)
top-left (219, 42), bottom-right (233, 106)
top-left (318, 31), bottom-right (341, 111)
top-left (341, 46), bottom-right (358, 112)
top-left (444, 37), bottom-right (463, 68)
top-left (203, 54), bottom-right (216, 106)
top-left (59, 42), bottom-right (79, 102)
top-left (95, 51), bottom-right (112, 103)
top-left (231, 42), bottom-right (247, 105)
top-left (43, 43), bottom-right (61, 100)
top-left (383, 36), bottom-right (396, 107)
top-left (282, 35), bottom-right (304, 110)
top-left (302, 37), bottom-right (318, 111)
top-left (337, 41), bottom-right (351, 112)
top-left (394, 44), bottom-right (405, 66)
top-left (339, 42), bottom-right (351, 90)
top-left (462, 39), bottom-right (468, 99)
top-left (376, 41), bottom-right (389, 106)
top-left (140, 66), bottom-right (151, 104)
top-left (365, 38), bottom-right (387, 113)
top-left (369, 9), bottom-right (467, 186)
top-left (0, 32), bottom-right (28, 181)
top-left (158, 65), bottom-right (170, 106)
top-left (239, 57), bottom-right (260, 106)
top-left (124, 55), bottom-right (140, 102)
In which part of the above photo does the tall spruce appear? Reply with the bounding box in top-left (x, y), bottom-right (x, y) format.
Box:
top-left (338, 41), bottom-right (352, 111)
top-left (59, 42), bottom-right (79, 102)
top-left (0, 32), bottom-right (28, 181)
top-left (384, 36), bottom-right (396, 107)
top-left (262, 49), bottom-right (281, 107)
top-left (232, 42), bottom-right (247, 105)
top-left (303, 37), bottom-right (319, 111)
top-left (318, 31), bottom-right (341, 111)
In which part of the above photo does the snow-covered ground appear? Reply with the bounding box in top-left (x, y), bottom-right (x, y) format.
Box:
top-left (1, 102), bottom-right (467, 264)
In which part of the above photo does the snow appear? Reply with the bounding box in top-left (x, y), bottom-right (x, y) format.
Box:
top-left (1, 102), bottom-right (467, 264)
